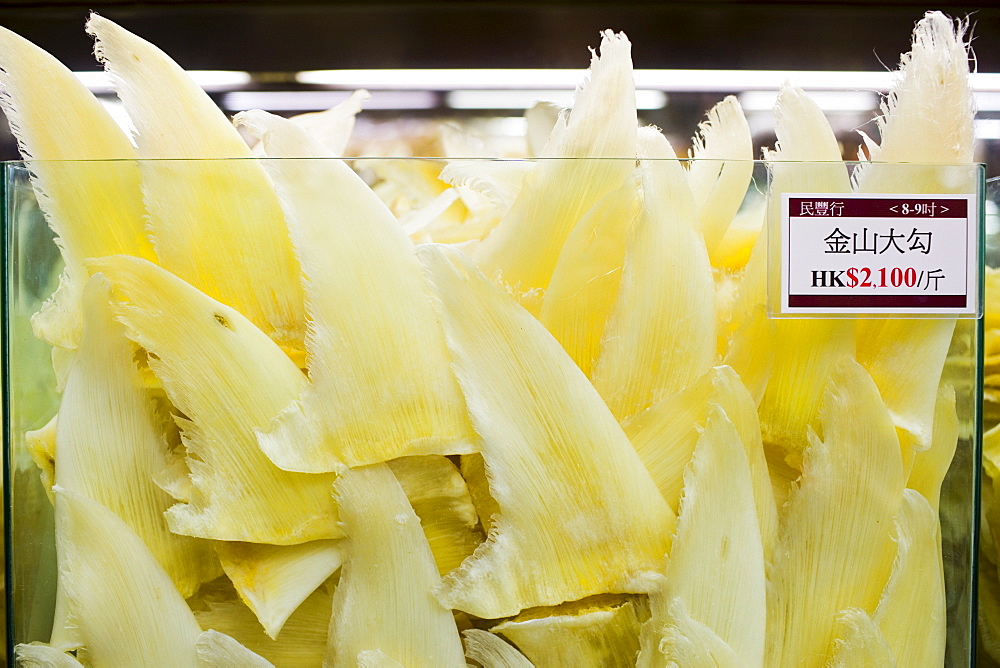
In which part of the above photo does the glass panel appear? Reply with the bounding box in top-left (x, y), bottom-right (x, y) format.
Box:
top-left (3, 158), bottom-right (982, 666)
top-left (977, 175), bottom-right (1000, 667)
top-left (4, 163), bottom-right (60, 653)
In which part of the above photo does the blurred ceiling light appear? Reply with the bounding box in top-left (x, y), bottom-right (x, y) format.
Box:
top-left (75, 70), bottom-right (251, 91)
top-left (976, 119), bottom-right (1000, 140)
top-left (446, 89), bottom-right (666, 110)
top-left (635, 70), bottom-right (895, 92)
top-left (72, 68), bottom-right (1000, 97)
top-left (297, 69), bottom-right (582, 89)
top-left (298, 68), bottom-right (1000, 94)
top-left (976, 91), bottom-right (1000, 112)
top-left (220, 90), bottom-right (438, 111)
top-left (476, 116), bottom-right (530, 137)
top-left (738, 90), bottom-right (879, 112)
top-left (975, 73), bottom-right (1000, 92)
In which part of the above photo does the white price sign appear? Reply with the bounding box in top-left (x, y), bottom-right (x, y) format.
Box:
top-left (779, 193), bottom-right (979, 316)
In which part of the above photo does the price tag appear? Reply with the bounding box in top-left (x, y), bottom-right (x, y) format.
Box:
top-left (778, 193), bottom-right (979, 316)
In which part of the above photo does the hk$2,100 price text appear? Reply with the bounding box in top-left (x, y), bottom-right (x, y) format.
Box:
top-left (809, 267), bottom-right (945, 291)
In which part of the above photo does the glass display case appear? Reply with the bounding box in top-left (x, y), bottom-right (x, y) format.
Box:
top-left (3, 157), bottom-right (984, 666)
top-left (977, 175), bottom-right (1000, 667)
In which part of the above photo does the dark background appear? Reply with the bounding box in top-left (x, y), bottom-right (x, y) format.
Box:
top-left (0, 0), bottom-right (998, 166)
top-left (1, 0), bottom-right (998, 72)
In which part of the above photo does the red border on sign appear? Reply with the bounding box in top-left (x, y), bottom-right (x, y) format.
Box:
top-left (787, 294), bottom-right (967, 308)
top-left (787, 197), bottom-right (968, 218)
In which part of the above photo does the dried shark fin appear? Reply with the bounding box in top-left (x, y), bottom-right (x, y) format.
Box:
top-left (622, 366), bottom-right (777, 562)
top-left (287, 89), bottom-right (370, 156)
top-left (53, 487), bottom-right (202, 666)
top-left (0, 25), bottom-right (154, 349)
top-left (86, 14), bottom-right (305, 349)
top-left (707, 368), bottom-right (779, 560)
top-left (769, 86), bottom-right (851, 168)
top-left (194, 580), bottom-right (332, 667)
top-left (460, 452), bottom-right (502, 535)
top-left (421, 244), bottom-right (674, 619)
top-left (592, 128), bottom-right (716, 421)
top-left (757, 318), bottom-right (855, 467)
top-left (755, 85), bottom-right (855, 467)
top-left (873, 489), bottom-right (945, 666)
top-left (326, 464), bottom-right (465, 668)
top-left (524, 101), bottom-right (563, 157)
top-left (438, 160), bottom-right (535, 218)
top-left (686, 95), bottom-right (754, 258)
top-left (907, 385), bottom-right (959, 513)
top-left (236, 110), bottom-right (475, 473)
top-left (462, 630), bottom-right (535, 668)
top-left (216, 540), bottom-right (343, 640)
top-left (26, 414), bottom-right (57, 504)
top-left (90, 255), bottom-right (340, 544)
top-left (621, 370), bottom-right (715, 512)
top-left (849, 15), bottom-right (974, 466)
top-left (720, 304), bottom-right (774, 406)
top-left (388, 456), bottom-right (483, 576)
top-left (538, 170), bottom-right (640, 376)
top-left (14, 643), bottom-right (86, 667)
top-left (853, 11), bottom-right (975, 192)
top-left (765, 361), bottom-right (904, 666)
top-left (856, 318), bottom-right (956, 461)
top-left (195, 630), bottom-right (275, 668)
top-left (758, 83), bottom-right (849, 317)
top-left (474, 31), bottom-right (637, 312)
top-left (356, 650), bottom-right (406, 668)
top-left (637, 596), bottom-right (741, 668)
top-left (827, 608), bottom-right (895, 667)
top-left (493, 599), bottom-right (645, 668)
top-left (642, 404), bottom-right (766, 666)
top-left (55, 276), bottom-right (217, 597)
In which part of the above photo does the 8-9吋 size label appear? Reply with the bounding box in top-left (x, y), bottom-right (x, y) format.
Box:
top-left (780, 193), bottom-right (979, 315)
